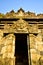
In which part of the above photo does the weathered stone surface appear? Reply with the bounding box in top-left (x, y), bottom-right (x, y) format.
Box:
top-left (0, 9), bottom-right (43, 65)
top-left (1, 34), bottom-right (15, 58)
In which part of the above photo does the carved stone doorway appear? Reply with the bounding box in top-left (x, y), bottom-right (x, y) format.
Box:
top-left (15, 34), bottom-right (29, 65)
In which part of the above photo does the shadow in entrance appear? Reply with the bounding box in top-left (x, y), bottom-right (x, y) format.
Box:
top-left (15, 34), bottom-right (29, 65)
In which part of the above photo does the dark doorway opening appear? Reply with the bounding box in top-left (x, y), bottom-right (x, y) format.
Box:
top-left (15, 34), bottom-right (29, 65)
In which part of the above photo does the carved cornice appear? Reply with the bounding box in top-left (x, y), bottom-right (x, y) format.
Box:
top-left (0, 19), bottom-right (37, 33)
top-left (3, 19), bottom-right (29, 33)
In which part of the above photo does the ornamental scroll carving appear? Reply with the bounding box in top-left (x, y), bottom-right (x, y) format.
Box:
top-left (4, 19), bottom-right (29, 33)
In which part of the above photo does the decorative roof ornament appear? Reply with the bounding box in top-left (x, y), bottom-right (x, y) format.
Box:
top-left (10, 10), bottom-right (15, 13)
top-left (18, 8), bottom-right (25, 12)
top-left (17, 8), bottom-right (25, 16)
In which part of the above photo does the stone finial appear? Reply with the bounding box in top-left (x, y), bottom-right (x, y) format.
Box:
top-left (17, 8), bottom-right (25, 13)
top-left (17, 8), bottom-right (25, 16)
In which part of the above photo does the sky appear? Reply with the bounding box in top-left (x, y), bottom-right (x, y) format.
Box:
top-left (0, 0), bottom-right (43, 14)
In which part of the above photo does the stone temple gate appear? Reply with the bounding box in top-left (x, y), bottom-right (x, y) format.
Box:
top-left (0, 8), bottom-right (43, 65)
